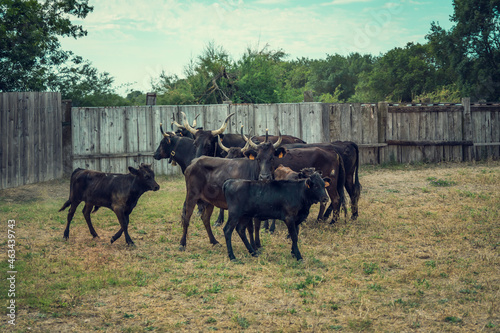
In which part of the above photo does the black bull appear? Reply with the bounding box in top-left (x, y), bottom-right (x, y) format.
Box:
top-left (284, 141), bottom-right (361, 220)
top-left (223, 172), bottom-right (331, 261)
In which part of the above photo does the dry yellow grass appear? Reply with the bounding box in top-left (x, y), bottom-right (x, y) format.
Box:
top-left (0, 161), bottom-right (499, 332)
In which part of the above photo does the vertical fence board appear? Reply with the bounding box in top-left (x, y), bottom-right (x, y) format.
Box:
top-left (0, 92), bottom-right (62, 189)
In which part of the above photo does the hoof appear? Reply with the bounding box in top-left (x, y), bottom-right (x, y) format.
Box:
top-left (179, 245), bottom-right (186, 251)
top-left (126, 242), bottom-right (136, 247)
top-left (63, 236), bottom-right (69, 241)
top-left (93, 235), bottom-right (100, 239)
top-left (110, 238), bottom-right (115, 244)
top-left (212, 242), bottom-right (222, 247)
top-left (251, 252), bottom-right (259, 257)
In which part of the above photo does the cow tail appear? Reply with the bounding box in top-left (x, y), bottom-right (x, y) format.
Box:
top-left (58, 200), bottom-right (71, 212)
top-left (336, 155), bottom-right (347, 218)
top-left (59, 168), bottom-right (84, 212)
top-left (353, 143), bottom-right (362, 200)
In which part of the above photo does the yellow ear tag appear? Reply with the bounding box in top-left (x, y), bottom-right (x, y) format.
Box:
top-left (278, 152), bottom-right (283, 158)
top-left (306, 182), bottom-right (310, 188)
top-left (249, 155), bottom-right (255, 160)
top-left (324, 182), bottom-right (330, 188)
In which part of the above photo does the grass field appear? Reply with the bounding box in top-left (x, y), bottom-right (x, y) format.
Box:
top-left (1, 161), bottom-right (499, 332)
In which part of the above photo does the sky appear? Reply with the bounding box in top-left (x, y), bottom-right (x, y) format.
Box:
top-left (60, 0), bottom-right (455, 96)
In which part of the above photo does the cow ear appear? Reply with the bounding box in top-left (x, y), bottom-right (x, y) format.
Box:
top-left (275, 147), bottom-right (286, 158)
top-left (129, 166), bottom-right (139, 175)
top-left (244, 150), bottom-right (257, 160)
top-left (323, 177), bottom-right (332, 187)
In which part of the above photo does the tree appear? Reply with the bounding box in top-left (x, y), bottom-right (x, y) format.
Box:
top-left (185, 42), bottom-right (235, 104)
top-left (0, 0), bottom-right (92, 91)
top-left (233, 46), bottom-right (287, 103)
top-left (426, 0), bottom-right (500, 101)
top-left (0, 0), bottom-right (118, 105)
top-left (309, 53), bottom-right (373, 102)
top-left (352, 43), bottom-right (438, 102)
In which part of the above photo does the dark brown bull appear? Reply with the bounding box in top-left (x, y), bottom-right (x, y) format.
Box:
top-left (284, 141), bottom-right (361, 220)
top-left (59, 164), bottom-right (160, 245)
top-left (179, 134), bottom-right (285, 249)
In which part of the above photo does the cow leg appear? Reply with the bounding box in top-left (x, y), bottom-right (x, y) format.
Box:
top-left (253, 219), bottom-right (262, 249)
top-left (112, 209), bottom-right (134, 245)
top-left (263, 219), bottom-right (276, 234)
top-left (213, 208), bottom-right (225, 227)
top-left (285, 218), bottom-right (302, 261)
top-left (316, 202), bottom-right (327, 222)
top-left (82, 203), bottom-right (99, 238)
top-left (269, 220), bottom-right (276, 233)
top-left (63, 201), bottom-right (80, 240)
top-left (180, 199), bottom-right (196, 249)
top-left (236, 217), bottom-right (257, 257)
top-left (247, 220), bottom-right (256, 250)
top-left (345, 173), bottom-right (361, 220)
top-left (323, 203), bottom-right (333, 219)
top-left (200, 203), bottom-right (219, 246)
top-left (223, 214), bottom-right (239, 261)
top-left (326, 185), bottom-right (341, 224)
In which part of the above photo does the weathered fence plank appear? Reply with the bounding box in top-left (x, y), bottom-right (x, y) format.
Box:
top-left (0, 92), bottom-right (62, 190)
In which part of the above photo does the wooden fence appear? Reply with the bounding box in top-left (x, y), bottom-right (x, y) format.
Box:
top-left (70, 103), bottom-right (329, 175)
top-left (2, 95), bottom-right (498, 190)
top-left (0, 92), bottom-right (63, 190)
top-left (71, 98), bottom-right (499, 176)
top-left (328, 98), bottom-right (500, 164)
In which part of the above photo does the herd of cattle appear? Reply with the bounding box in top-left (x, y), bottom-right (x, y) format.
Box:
top-left (60, 112), bottom-right (362, 261)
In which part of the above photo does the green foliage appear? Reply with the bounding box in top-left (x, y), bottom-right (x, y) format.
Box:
top-left (233, 46), bottom-right (287, 103)
top-left (353, 43), bottom-right (439, 102)
top-left (426, 0), bottom-right (500, 101)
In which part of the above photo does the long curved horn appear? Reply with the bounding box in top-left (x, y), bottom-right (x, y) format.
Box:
top-left (182, 112), bottom-right (198, 135)
top-left (241, 126), bottom-right (258, 149)
top-left (217, 135), bottom-right (230, 153)
top-left (273, 130), bottom-right (282, 149)
top-left (160, 123), bottom-right (168, 138)
top-left (211, 112), bottom-right (235, 136)
top-left (172, 120), bottom-right (184, 129)
top-left (192, 114), bottom-right (200, 128)
top-left (240, 137), bottom-right (251, 153)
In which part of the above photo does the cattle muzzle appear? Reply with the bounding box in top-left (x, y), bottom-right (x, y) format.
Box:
top-left (259, 173), bottom-right (273, 181)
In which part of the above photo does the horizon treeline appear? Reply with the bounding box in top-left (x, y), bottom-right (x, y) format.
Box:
top-left (1, 0), bottom-right (498, 106)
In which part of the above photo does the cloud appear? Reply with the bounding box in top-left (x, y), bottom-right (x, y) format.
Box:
top-left (60, 0), bottom-right (450, 93)
top-left (322, 0), bottom-right (373, 5)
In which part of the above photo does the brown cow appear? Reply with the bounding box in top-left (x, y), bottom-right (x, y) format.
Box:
top-left (59, 164), bottom-right (160, 245)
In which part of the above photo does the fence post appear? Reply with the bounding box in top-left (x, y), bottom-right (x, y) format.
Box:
top-left (62, 99), bottom-right (73, 176)
top-left (462, 97), bottom-right (473, 161)
top-left (377, 101), bottom-right (388, 164)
